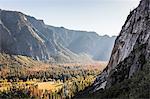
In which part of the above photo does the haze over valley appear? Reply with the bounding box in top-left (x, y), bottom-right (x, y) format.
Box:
top-left (0, 0), bottom-right (149, 99)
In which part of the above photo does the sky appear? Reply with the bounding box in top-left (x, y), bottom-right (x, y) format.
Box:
top-left (0, 0), bottom-right (140, 36)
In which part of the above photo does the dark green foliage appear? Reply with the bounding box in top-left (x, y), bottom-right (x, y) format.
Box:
top-left (77, 61), bottom-right (150, 99)
top-left (0, 89), bottom-right (31, 99)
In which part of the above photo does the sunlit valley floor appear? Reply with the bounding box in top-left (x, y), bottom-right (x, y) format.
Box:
top-left (0, 0), bottom-right (150, 99)
top-left (0, 53), bottom-right (107, 98)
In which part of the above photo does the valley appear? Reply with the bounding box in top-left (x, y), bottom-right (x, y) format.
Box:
top-left (0, 9), bottom-right (111, 98)
top-left (0, 53), bottom-right (106, 98)
top-left (0, 0), bottom-right (149, 98)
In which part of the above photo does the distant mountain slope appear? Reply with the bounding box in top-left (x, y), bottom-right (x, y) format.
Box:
top-left (0, 9), bottom-right (115, 63)
top-left (75, 0), bottom-right (150, 98)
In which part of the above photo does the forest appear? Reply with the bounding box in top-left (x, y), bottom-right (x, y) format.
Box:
top-left (0, 53), bottom-right (105, 98)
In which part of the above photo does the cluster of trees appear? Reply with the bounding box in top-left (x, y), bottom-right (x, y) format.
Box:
top-left (62, 75), bottom-right (95, 98)
top-left (0, 63), bottom-right (100, 98)
top-left (0, 89), bottom-right (30, 98)
top-left (28, 75), bottom-right (96, 98)
top-left (0, 74), bottom-right (96, 99)
top-left (0, 63), bottom-right (99, 82)
top-left (75, 62), bottom-right (150, 99)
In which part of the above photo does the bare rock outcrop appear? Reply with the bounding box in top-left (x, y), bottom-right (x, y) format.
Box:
top-left (93, 0), bottom-right (150, 91)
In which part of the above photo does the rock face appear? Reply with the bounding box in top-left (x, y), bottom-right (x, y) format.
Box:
top-left (93, 0), bottom-right (150, 91)
top-left (0, 10), bottom-right (116, 63)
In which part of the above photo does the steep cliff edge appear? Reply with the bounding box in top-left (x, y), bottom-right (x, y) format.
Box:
top-left (75, 0), bottom-right (150, 98)
top-left (94, 0), bottom-right (150, 90)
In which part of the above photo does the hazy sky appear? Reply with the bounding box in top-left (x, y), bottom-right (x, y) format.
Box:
top-left (0, 0), bottom-right (140, 36)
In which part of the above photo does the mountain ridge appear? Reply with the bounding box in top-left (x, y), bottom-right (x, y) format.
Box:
top-left (0, 9), bottom-right (116, 63)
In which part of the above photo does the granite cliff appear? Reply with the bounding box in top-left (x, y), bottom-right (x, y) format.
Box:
top-left (94, 0), bottom-right (150, 90)
top-left (75, 0), bottom-right (150, 98)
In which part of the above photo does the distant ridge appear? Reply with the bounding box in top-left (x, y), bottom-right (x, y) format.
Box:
top-left (0, 9), bottom-right (116, 63)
